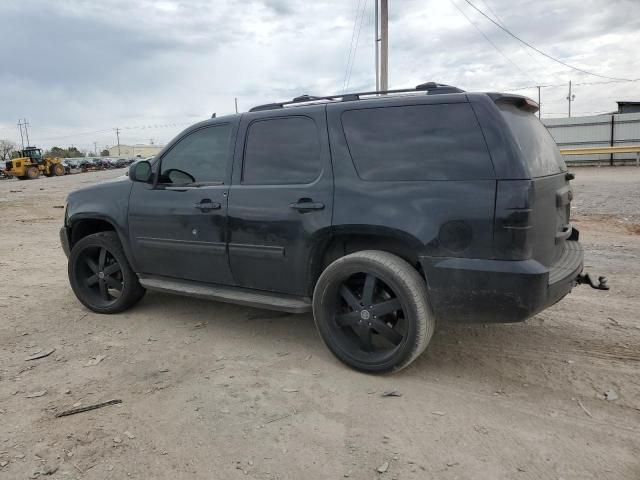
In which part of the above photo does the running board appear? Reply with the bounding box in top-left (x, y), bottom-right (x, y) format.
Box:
top-left (138, 276), bottom-right (312, 313)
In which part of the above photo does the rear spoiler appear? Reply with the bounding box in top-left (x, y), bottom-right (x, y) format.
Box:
top-left (487, 93), bottom-right (539, 113)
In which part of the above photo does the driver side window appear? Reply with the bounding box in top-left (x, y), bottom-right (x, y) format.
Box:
top-left (159, 124), bottom-right (231, 185)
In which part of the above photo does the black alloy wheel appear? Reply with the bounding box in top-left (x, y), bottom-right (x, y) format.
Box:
top-left (68, 232), bottom-right (145, 313)
top-left (332, 272), bottom-right (406, 360)
top-left (75, 244), bottom-right (123, 307)
top-left (313, 250), bottom-right (435, 373)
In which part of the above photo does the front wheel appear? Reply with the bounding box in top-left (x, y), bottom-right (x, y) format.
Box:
top-left (52, 163), bottom-right (65, 176)
top-left (313, 250), bottom-right (435, 373)
top-left (26, 166), bottom-right (40, 179)
top-left (68, 231), bottom-right (145, 313)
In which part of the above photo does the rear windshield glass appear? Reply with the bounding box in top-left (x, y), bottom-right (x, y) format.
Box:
top-left (499, 104), bottom-right (566, 177)
top-left (341, 103), bottom-right (494, 181)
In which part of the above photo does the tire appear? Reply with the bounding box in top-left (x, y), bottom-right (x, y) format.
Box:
top-left (313, 250), bottom-right (435, 373)
top-left (52, 163), bottom-right (65, 176)
top-left (26, 166), bottom-right (40, 179)
top-left (68, 231), bottom-right (145, 314)
top-left (17, 176), bottom-right (27, 180)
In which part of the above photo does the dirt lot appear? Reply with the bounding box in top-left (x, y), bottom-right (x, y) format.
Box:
top-left (1, 167), bottom-right (639, 480)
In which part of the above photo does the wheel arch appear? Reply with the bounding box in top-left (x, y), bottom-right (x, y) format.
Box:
top-left (68, 214), bottom-right (138, 271)
top-left (307, 226), bottom-right (424, 295)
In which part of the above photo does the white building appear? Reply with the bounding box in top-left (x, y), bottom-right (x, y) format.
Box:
top-left (107, 144), bottom-right (163, 159)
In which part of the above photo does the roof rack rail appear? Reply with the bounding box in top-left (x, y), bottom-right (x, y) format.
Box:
top-left (249, 82), bottom-right (464, 112)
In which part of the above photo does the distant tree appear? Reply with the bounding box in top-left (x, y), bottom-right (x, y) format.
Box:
top-left (100, 149), bottom-right (110, 157)
top-left (45, 146), bottom-right (85, 158)
top-left (66, 147), bottom-right (84, 158)
top-left (0, 140), bottom-right (15, 161)
top-left (46, 146), bottom-right (67, 158)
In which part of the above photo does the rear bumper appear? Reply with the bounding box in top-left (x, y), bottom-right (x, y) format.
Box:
top-left (419, 240), bottom-right (583, 323)
top-left (60, 227), bottom-right (71, 258)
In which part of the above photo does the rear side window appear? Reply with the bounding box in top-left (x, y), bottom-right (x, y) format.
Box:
top-left (499, 104), bottom-right (566, 177)
top-left (341, 103), bottom-right (494, 181)
top-left (243, 116), bottom-right (321, 184)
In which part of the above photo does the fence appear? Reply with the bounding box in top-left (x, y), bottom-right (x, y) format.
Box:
top-left (543, 112), bottom-right (640, 165)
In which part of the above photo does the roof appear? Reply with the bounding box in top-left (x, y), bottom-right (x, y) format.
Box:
top-left (616, 101), bottom-right (640, 106)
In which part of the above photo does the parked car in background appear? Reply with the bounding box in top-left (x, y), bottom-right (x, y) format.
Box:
top-left (61, 160), bottom-right (72, 174)
top-left (81, 158), bottom-right (103, 171)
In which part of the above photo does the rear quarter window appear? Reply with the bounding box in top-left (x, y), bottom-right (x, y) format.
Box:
top-left (499, 104), bottom-right (566, 177)
top-left (341, 103), bottom-right (494, 181)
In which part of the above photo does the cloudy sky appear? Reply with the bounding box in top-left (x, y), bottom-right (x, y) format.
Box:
top-left (1, 0), bottom-right (638, 151)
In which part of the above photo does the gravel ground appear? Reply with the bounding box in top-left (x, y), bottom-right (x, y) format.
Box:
top-left (571, 166), bottom-right (640, 223)
top-left (0, 167), bottom-right (639, 480)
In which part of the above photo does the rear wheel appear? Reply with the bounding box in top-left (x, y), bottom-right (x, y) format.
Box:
top-left (52, 163), bottom-right (65, 176)
top-left (313, 250), bottom-right (435, 373)
top-left (68, 232), bottom-right (145, 313)
top-left (26, 166), bottom-right (40, 179)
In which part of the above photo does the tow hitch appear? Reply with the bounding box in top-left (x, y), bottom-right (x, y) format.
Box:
top-left (576, 272), bottom-right (609, 290)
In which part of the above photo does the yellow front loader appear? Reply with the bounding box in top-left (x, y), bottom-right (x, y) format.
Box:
top-left (6, 147), bottom-right (65, 180)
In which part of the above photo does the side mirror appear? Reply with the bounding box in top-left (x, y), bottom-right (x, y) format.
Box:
top-left (129, 160), bottom-right (153, 183)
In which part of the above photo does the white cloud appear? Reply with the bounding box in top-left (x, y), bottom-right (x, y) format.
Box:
top-left (0, 0), bottom-right (638, 150)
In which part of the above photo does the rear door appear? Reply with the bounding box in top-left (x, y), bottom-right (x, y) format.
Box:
top-left (227, 107), bottom-right (333, 295)
top-left (498, 103), bottom-right (570, 266)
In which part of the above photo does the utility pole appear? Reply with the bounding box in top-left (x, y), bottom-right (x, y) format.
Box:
top-left (22, 119), bottom-right (30, 147)
top-left (375, 0), bottom-right (379, 91)
top-left (234, 97), bottom-right (239, 113)
top-left (380, 0), bottom-right (389, 92)
top-left (17, 119), bottom-right (25, 149)
top-left (115, 128), bottom-right (121, 156)
top-left (537, 86), bottom-right (541, 119)
top-left (566, 80), bottom-right (575, 118)
top-left (93, 141), bottom-right (98, 156)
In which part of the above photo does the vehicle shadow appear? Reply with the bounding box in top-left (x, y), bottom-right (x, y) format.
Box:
top-left (130, 291), bottom-right (575, 377)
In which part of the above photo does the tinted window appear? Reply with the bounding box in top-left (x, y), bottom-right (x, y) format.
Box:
top-left (243, 116), bottom-right (320, 184)
top-left (342, 103), bottom-right (494, 181)
top-left (159, 124), bottom-right (231, 185)
top-left (499, 104), bottom-right (566, 177)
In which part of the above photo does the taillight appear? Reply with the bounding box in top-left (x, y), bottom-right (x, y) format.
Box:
top-left (494, 180), bottom-right (534, 260)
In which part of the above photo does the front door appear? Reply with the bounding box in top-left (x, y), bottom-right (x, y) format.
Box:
top-left (128, 122), bottom-right (236, 285)
top-left (227, 107), bottom-right (333, 295)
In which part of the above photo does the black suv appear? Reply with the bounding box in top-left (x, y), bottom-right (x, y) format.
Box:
top-left (61, 82), bottom-right (591, 373)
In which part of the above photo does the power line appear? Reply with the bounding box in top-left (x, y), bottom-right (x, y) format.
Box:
top-left (503, 78), bottom-right (640, 92)
top-left (463, 0), bottom-right (634, 82)
top-left (343, 0), bottom-right (363, 92)
top-left (476, 0), bottom-right (548, 72)
top-left (449, 0), bottom-right (535, 83)
top-left (37, 122), bottom-right (192, 142)
top-left (344, 0), bottom-right (369, 92)
top-left (39, 128), bottom-right (114, 141)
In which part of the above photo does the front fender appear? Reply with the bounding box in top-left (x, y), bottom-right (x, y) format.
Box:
top-left (65, 178), bottom-right (137, 270)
